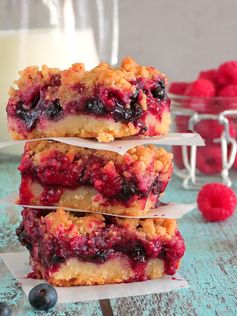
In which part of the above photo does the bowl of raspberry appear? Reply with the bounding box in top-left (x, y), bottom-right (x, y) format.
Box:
top-left (169, 61), bottom-right (237, 188)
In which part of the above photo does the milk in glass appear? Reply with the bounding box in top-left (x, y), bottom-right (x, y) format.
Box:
top-left (0, 28), bottom-right (99, 142)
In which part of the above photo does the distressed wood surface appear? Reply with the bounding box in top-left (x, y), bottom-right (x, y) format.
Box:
top-left (0, 154), bottom-right (237, 316)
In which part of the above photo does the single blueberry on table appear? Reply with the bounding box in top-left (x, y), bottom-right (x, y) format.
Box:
top-left (0, 302), bottom-right (11, 316)
top-left (28, 283), bottom-right (58, 311)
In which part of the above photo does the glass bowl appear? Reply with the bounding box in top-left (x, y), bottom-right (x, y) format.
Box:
top-left (170, 94), bottom-right (237, 188)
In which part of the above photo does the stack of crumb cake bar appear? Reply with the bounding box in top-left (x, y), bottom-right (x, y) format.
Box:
top-left (6, 57), bottom-right (185, 286)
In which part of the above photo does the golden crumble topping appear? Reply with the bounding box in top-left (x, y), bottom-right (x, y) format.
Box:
top-left (43, 208), bottom-right (177, 240)
top-left (24, 140), bottom-right (173, 173)
top-left (9, 57), bottom-right (167, 98)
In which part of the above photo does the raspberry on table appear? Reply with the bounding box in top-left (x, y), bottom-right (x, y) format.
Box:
top-left (197, 183), bottom-right (237, 222)
top-left (185, 79), bottom-right (216, 97)
top-left (168, 82), bottom-right (189, 95)
top-left (217, 61), bottom-right (237, 86)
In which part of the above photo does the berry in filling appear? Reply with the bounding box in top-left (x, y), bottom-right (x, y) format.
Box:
top-left (7, 57), bottom-right (170, 140)
top-left (18, 141), bottom-right (173, 215)
top-left (16, 208), bottom-right (185, 283)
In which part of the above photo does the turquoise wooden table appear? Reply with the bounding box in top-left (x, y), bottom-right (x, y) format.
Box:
top-left (0, 153), bottom-right (237, 316)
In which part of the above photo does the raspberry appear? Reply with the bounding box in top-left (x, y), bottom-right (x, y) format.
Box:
top-left (218, 85), bottom-right (237, 109)
top-left (185, 79), bottom-right (216, 97)
top-left (195, 119), bottom-right (236, 140)
top-left (217, 61), bottom-right (237, 86)
top-left (168, 82), bottom-right (189, 95)
top-left (195, 120), bottom-right (222, 140)
top-left (218, 84), bottom-right (237, 97)
top-left (196, 145), bottom-right (222, 175)
top-left (197, 183), bottom-right (237, 222)
top-left (175, 115), bottom-right (190, 132)
top-left (198, 69), bottom-right (218, 84)
top-left (93, 163), bottom-right (122, 196)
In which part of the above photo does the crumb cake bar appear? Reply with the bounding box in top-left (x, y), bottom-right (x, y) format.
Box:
top-left (18, 141), bottom-right (173, 216)
top-left (7, 57), bottom-right (171, 142)
top-left (16, 208), bottom-right (185, 286)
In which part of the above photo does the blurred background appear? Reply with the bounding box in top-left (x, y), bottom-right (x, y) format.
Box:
top-left (119, 0), bottom-right (237, 82)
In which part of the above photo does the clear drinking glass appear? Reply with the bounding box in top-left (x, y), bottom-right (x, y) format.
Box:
top-left (0, 0), bottom-right (119, 145)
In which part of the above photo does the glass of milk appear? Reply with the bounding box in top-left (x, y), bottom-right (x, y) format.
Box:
top-left (0, 0), bottom-right (119, 151)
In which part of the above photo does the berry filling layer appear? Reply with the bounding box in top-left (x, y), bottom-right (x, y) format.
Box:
top-left (16, 208), bottom-right (185, 285)
top-left (7, 57), bottom-right (170, 142)
top-left (18, 141), bottom-right (173, 216)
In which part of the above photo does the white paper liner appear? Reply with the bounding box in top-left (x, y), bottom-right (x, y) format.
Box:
top-left (0, 133), bottom-right (204, 155)
top-left (0, 252), bottom-right (189, 303)
top-left (0, 192), bottom-right (196, 219)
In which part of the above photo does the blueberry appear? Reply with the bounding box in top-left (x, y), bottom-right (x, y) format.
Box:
top-left (117, 182), bottom-right (138, 201)
top-left (31, 94), bottom-right (40, 108)
top-left (45, 99), bottom-right (63, 119)
top-left (136, 123), bottom-right (148, 134)
top-left (113, 103), bottom-right (143, 123)
top-left (130, 245), bottom-right (146, 261)
top-left (151, 80), bottom-right (166, 100)
top-left (93, 251), bottom-right (108, 263)
top-left (124, 108), bottom-right (133, 121)
top-left (0, 303), bottom-right (11, 316)
top-left (16, 225), bottom-right (32, 251)
top-left (122, 182), bottom-right (137, 196)
top-left (113, 103), bottom-right (126, 120)
top-left (85, 98), bottom-right (105, 115)
top-left (16, 102), bottom-right (40, 131)
top-left (28, 283), bottom-right (58, 311)
top-left (151, 180), bottom-right (161, 195)
top-left (130, 89), bottom-right (139, 102)
top-left (51, 254), bottom-right (65, 264)
top-left (133, 104), bottom-right (143, 118)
